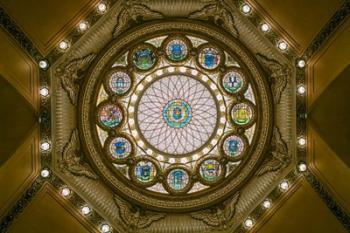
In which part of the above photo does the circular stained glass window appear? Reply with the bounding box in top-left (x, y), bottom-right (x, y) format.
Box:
top-left (164, 37), bottom-right (189, 62)
top-left (133, 160), bottom-right (157, 184)
top-left (197, 45), bottom-right (222, 70)
top-left (222, 135), bottom-right (246, 159)
top-left (131, 44), bottom-right (157, 71)
top-left (199, 159), bottom-right (223, 183)
top-left (231, 102), bottom-right (254, 126)
top-left (222, 70), bottom-right (246, 94)
top-left (167, 168), bottom-right (190, 192)
top-left (107, 137), bottom-right (132, 160)
top-left (97, 103), bottom-right (123, 128)
top-left (81, 24), bottom-right (272, 211)
top-left (136, 74), bottom-right (218, 155)
top-left (106, 71), bottom-right (131, 95)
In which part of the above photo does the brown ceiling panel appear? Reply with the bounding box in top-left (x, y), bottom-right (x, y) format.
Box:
top-left (0, 28), bottom-right (39, 111)
top-left (249, 0), bottom-right (343, 54)
top-left (257, 179), bottom-right (347, 233)
top-left (0, 126), bottom-right (39, 218)
top-left (8, 183), bottom-right (97, 233)
top-left (0, 0), bottom-right (99, 55)
top-left (310, 65), bottom-right (350, 168)
top-left (308, 18), bottom-right (350, 106)
top-left (308, 124), bottom-right (350, 214)
top-left (0, 75), bottom-right (37, 166)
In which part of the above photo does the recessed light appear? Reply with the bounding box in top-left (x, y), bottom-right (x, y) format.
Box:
top-left (260, 23), bottom-right (270, 32)
top-left (78, 20), bottom-right (89, 32)
top-left (243, 218), bottom-right (254, 229)
top-left (81, 205), bottom-right (92, 215)
top-left (297, 85), bottom-right (306, 95)
top-left (191, 70), bottom-right (198, 76)
top-left (40, 169), bottom-right (50, 178)
top-left (279, 180), bottom-right (289, 191)
top-left (278, 41), bottom-right (288, 51)
top-left (40, 87), bottom-right (49, 97)
top-left (38, 60), bottom-right (49, 69)
top-left (298, 162), bottom-right (307, 172)
top-left (297, 59), bottom-right (306, 68)
top-left (262, 200), bottom-right (271, 209)
top-left (241, 4), bottom-right (252, 14)
top-left (100, 223), bottom-right (112, 233)
top-left (58, 40), bottom-right (70, 51)
top-left (40, 142), bottom-right (51, 151)
top-left (97, 2), bottom-right (108, 14)
top-left (298, 137), bottom-right (306, 146)
top-left (60, 187), bottom-right (71, 197)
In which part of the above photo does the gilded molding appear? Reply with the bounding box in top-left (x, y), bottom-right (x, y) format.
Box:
top-left (189, 0), bottom-right (239, 37)
top-left (113, 195), bottom-right (166, 232)
top-left (60, 129), bottom-right (98, 180)
top-left (255, 53), bottom-right (290, 105)
top-left (55, 53), bottom-right (96, 105)
top-left (256, 127), bottom-right (290, 176)
top-left (191, 192), bottom-right (240, 230)
top-left (113, 0), bottom-right (163, 38)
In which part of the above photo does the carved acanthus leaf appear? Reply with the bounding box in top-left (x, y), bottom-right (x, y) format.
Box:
top-left (189, 0), bottom-right (239, 37)
top-left (256, 53), bottom-right (290, 104)
top-left (113, 195), bottom-right (166, 232)
top-left (55, 53), bottom-right (96, 105)
top-left (190, 192), bottom-right (240, 230)
top-left (256, 127), bottom-right (290, 176)
top-left (113, 0), bottom-right (163, 37)
top-left (60, 129), bottom-right (98, 179)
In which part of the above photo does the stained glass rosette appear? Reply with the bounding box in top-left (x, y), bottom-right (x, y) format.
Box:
top-left (220, 69), bottom-right (248, 95)
top-left (104, 134), bottom-right (133, 163)
top-left (129, 43), bottom-right (157, 71)
top-left (197, 44), bottom-right (223, 71)
top-left (96, 101), bottom-right (124, 130)
top-left (198, 158), bottom-right (225, 185)
top-left (230, 101), bottom-right (256, 128)
top-left (130, 159), bottom-right (159, 187)
top-left (164, 166), bottom-right (192, 194)
top-left (220, 134), bottom-right (248, 161)
top-left (104, 68), bottom-right (132, 96)
top-left (162, 35), bottom-right (191, 63)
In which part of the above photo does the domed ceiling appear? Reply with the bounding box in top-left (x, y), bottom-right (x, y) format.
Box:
top-left (1, 0), bottom-right (349, 233)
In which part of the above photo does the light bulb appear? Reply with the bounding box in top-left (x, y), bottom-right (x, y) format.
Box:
top-left (100, 223), bottom-right (111, 233)
top-left (298, 162), bottom-right (307, 172)
top-left (81, 205), bottom-right (92, 215)
top-left (244, 218), bottom-right (254, 229)
top-left (262, 200), bottom-right (271, 209)
top-left (97, 2), bottom-right (108, 14)
top-left (40, 142), bottom-right (51, 151)
top-left (58, 40), bottom-right (69, 51)
top-left (241, 4), bottom-right (252, 14)
top-left (40, 87), bottom-right (49, 97)
top-left (261, 23), bottom-right (270, 32)
top-left (298, 137), bottom-right (306, 146)
top-left (297, 59), bottom-right (306, 68)
top-left (39, 60), bottom-right (49, 69)
top-left (297, 85), bottom-right (306, 95)
top-left (60, 187), bottom-right (71, 197)
top-left (278, 41), bottom-right (288, 51)
top-left (40, 169), bottom-right (50, 178)
top-left (279, 181), bottom-right (289, 191)
top-left (78, 21), bottom-right (89, 32)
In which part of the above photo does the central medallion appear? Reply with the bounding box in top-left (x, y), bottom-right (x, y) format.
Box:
top-left (136, 74), bottom-right (219, 155)
top-left (162, 99), bottom-right (191, 128)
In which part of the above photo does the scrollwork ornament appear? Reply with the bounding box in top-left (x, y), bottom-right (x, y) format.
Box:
top-left (55, 53), bottom-right (96, 105)
top-left (189, 0), bottom-right (239, 37)
top-left (256, 53), bottom-right (290, 105)
top-left (256, 127), bottom-right (290, 176)
top-left (113, 0), bottom-right (163, 38)
top-left (113, 195), bottom-right (166, 232)
top-left (190, 192), bottom-right (240, 230)
top-left (60, 129), bottom-right (98, 180)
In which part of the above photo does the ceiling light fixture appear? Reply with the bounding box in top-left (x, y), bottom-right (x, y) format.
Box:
top-left (297, 85), bottom-right (306, 95)
top-left (262, 199), bottom-right (271, 209)
top-left (277, 41), bottom-right (288, 51)
top-left (297, 59), bottom-right (306, 68)
top-left (81, 205), bottom-right (92, 216)
top-left (298, 162), bottom-right (307, 172)
top-left (97, 2), bottom-right (108, 14)
top-left (78, 20), bottom-right (89, 32)
top-left (60, 187), bottom-right (72, 198)
top-left (241, 3), bottom-right (252, 14)
top-left (298, 137), bottom-right (306, 146)
top-left (58, 40), bottom-right (70, 51)
top-left (279, 180), bottom-right (289, 191)
top-left (100, 223), bottom-right (112, 233)
top-left (40, 169), bottom-right (50, 178)
top-left (260, 23), bottom-right (270, 32)
top-left (40, 87), bottom-right (49, 97)
top-left (40, 142), bottom-right (51, 151)
top-left (243, 218), bottom-right (254, 229)
top-left (38, 60), bottom-right (49, 70)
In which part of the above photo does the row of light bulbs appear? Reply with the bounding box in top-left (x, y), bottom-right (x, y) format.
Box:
top-left (37, 2), bottom-right (308, 232)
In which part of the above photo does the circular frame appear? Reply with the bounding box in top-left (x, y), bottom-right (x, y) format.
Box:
top-left (219, 67), bottom-right (249, 96)
top-left (95, 100), bottom-right (126, 131)
top-left (229, 100), bottom-right (257, 129)
top-left (163, 165), bottom-right (193, 195)
top-left (128, 43), bottom-right (159, 72)
top-left (219, 132), bottom-right (249, 162)
top-left (103, 133), bottom-right (135, 164)
top-left (195, 43), bottom-right (225, 72)
top-left (79, 20), bottom-right (273, 212)
top-left (103, 67), bottom-right (134, 97)
top-left (196, 157), bottom-right (226, 186)
top-left (161, 34), bottom-right (193, 64)
top-left (129, 157), bottom-right (161, 187)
